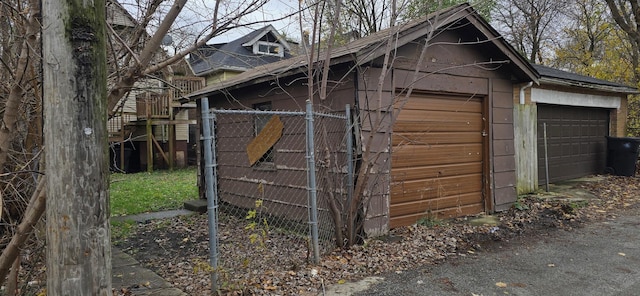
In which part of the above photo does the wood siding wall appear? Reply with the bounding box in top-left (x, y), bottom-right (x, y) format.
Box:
top-left (205, 69), bottom-right (354, 230)
top-left (358, 28), bottom-right (524, 233)
top-left (200, 25), bottom-right (534, 235)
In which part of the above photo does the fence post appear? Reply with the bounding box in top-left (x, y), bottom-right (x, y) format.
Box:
top-left (200, 97), bottom-right (219, 291)
top-left (345, 105), bottom-right (354, 223)
top-left (305, 100), bottom-right (320, 264)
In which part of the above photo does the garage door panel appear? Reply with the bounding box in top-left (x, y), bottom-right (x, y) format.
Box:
top-left (392, 131), bottom-right (482, 146)
top-left (389, 203), bottom-right (484, 228)
top-left (391, 174), bottom-right (482, 202)
top-left (390, 192), bottom-right (482, 217)
top-left (397, 96), bottom-right (482, 113)
top-left (397, 109), bottom-right (479, 122)
top-left (392, 143), bottom-right (482, 168)
top-left (394, 120), bottom-right (482, 132)
top-left (391, 162), bottom-right (482, 182)
top-left (537, 104), bottom-right (609, 183)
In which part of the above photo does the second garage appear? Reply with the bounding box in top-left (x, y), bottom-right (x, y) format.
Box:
top-left (536, 104), bottom-right (610, 183)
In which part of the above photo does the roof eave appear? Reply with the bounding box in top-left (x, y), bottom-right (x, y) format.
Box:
top-left (540, 77), bottom-right (639, 94)
top-left (195, 66), bottom-right (247, 77)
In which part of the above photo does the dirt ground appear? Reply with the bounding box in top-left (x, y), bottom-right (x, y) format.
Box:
top-left (112, 174), bottom-right (640, 295)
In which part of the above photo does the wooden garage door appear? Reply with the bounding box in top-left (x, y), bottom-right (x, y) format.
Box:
top-left (537, 104), bottom-right (609, 184)
top-left (390, 94), bottom-right (485, 228)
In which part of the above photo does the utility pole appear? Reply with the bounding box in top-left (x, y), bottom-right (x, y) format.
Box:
top-left (43, 1), bottom-right (112, 295)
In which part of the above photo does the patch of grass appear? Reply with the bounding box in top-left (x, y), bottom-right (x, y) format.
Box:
top-left (110, 168), bottom-right (197, 216)
top-left (111, 220), bottom-right (136, 243)
top-left (417, 214), bottom-right (445, 227)
top-left (569, 200), bottom-right (589, 210)
top-left (513, 195), bottom-right (531, 211)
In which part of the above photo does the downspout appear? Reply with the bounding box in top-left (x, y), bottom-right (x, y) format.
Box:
top-left (519, 82), bottom-right (533, 105)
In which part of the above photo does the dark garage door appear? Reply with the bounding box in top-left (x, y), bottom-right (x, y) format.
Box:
top-left (537, 104), bottom-right (610, 184)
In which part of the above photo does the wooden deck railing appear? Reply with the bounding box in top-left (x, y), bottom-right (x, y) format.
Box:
top-left (136, 92), bottom-right (171, 119)
top-left (135, 77), bottom-right (205, 119)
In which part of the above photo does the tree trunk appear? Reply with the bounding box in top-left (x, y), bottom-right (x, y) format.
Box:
top-left (43, 1), bottom-right (111, 295)
top-left (6, 255), bottom-right (20, 296)
top-left (0, 177), bottom-right (46, 286)
top-left (0, 0), bottom-right (40, 171)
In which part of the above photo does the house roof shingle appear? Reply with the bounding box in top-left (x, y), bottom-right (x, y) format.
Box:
top-left (533, 64), bottom-right (638, 94)
top-left (188, 25), bottom-right (294, 76)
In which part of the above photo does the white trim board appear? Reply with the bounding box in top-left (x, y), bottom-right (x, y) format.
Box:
top-left (531, 88), bottom-right (621, 109)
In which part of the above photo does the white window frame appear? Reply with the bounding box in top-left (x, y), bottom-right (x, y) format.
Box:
top-left (253, 41), bottom-right (283, 57)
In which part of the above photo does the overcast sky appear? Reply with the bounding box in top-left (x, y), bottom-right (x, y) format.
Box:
top-left (209, 0), bottom-right (302, 43)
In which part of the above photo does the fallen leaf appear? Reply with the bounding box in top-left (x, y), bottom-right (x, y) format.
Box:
top-left (338, 279), bottom-right (346, 284)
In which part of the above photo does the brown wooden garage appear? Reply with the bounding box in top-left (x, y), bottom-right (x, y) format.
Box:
top-left (187, 3), bottom-right (542, 235)
top-left (537, 104), bottom-right (609, 184)
top-left (390, 94), bottom-right (486, 228)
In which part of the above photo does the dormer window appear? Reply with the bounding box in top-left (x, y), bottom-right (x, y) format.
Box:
top-left (254, 41), bottom-right (283, 57)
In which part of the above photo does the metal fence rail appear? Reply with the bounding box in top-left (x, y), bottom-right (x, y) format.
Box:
top-left (202, 99), bottom-right (352, 290)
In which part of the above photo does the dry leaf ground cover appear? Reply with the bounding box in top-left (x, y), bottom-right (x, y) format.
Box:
top-left (113, 173), bottom-right (640, 295)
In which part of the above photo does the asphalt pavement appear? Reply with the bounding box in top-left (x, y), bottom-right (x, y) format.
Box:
top-left (338, 207), bottom-right (640, 296)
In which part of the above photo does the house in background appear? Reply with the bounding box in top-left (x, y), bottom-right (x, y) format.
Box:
top-left (514, 64), bottom-right (637, 194)
top-left (184, 3), bottom-right (543, 236)
top-left (106, 0), bottom-right (204, 172)
top-left (188, 25), bottom-right (296, 85)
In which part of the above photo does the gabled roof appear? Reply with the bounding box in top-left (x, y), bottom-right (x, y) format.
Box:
top-left (106, 0), bottom-right (137, 28)
top-left (184, 3), bottom-right (539, 101)
top-left (533, 64), bottom-right (638, 94)
top-left (188, 25), bottom-right (294, 76)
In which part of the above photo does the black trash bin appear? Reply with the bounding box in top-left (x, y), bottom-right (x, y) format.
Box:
top-left (605, 136), bottom-right (640, 177)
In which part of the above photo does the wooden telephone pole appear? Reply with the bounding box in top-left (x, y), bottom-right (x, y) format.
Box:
top-left (43, 1), bottom-right (112, 295)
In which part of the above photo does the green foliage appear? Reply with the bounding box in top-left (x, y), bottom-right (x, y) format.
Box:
top-left (245, 198), bottom-right (269, 247)
top-left (417, 214), bottom-right (445, 227)
top-left (628, 95), bottom-right (640, 136)
top-left (110, 168), bottom-right (197, 216)
top-left (512, 195), bottom-right (530, 211)
top-left (569, 200), bottom-right (589, 211)
top-left (110, 220), bottom-right (136, 243)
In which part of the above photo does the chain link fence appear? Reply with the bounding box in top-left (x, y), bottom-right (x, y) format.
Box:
top-left (201, 100), bottom-right (352, 290)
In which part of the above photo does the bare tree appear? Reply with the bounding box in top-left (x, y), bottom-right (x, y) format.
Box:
top-left (605, 0), bottom-right (640, 136)
top-left (0, 0), bottom-right (287, 290)
top-left (492, 0), bottom-right (568, 63)
top-left (0, 0), bottom-right (44, 292)
top-left (552, 0), bottom-right (614, 73)
top-left (405, 0), bottom-right (495, 20)
top-left (605, 0), bottom-right (640, 83)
